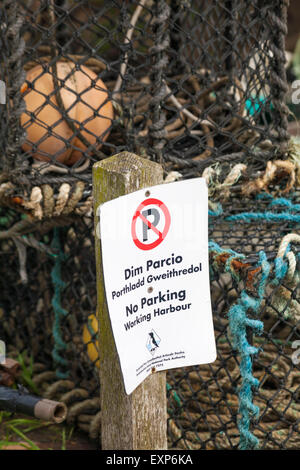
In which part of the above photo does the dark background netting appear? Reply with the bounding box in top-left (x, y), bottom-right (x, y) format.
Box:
top-left (0, 0), bottom-right (290, 188)
top-left (0, 0), bottom-right (299, 450)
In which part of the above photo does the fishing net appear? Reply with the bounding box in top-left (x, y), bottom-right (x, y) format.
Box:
top-left (0, 1), bottom-right (290, 194)
top-left (0, 187), bottom-right (299, 449)
top-left (1, 0), bottom-right (299, 451)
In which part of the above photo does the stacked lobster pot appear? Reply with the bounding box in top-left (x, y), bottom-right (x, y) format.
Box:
top-left (1, 0), bottom-right (299, 450)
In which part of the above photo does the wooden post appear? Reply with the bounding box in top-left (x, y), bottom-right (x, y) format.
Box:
top-left (93, 151), bottom-right (167, 450)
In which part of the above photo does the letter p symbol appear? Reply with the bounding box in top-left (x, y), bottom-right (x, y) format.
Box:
top-left (142, 208), bottom-right (160, 241)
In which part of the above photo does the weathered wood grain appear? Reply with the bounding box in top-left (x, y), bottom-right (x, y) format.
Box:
top-left (93, 151), bottom-right (167, 450)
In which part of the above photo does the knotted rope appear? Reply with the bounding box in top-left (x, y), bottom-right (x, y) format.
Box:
top-left (272, 233), bottom-right (300, 323)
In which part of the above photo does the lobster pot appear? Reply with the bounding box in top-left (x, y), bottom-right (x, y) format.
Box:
top-left (168, 190), bottom-right (300, 450)
top-left (0, 188), bottom-right (300, 449)
top-left (0, 0), bottom-right (297, 451)
top-left (0, 1), bottom-right (289, 193)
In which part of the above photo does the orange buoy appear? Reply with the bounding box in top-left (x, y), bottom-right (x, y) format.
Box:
top-left (21, 62), bottom-right (114, 165)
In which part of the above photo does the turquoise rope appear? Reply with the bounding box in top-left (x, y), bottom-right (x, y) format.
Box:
top-left (48, 195), bottom-right (300, 444)
top-left (226, 212), bottom-right (300, 224)
top-left (44, 194), bottom-right (292, 448)
top-left (224, 195), bottom-right (300, 225)
top-left (209, 222), bottom-right (300, 449)
top-left (269, 198), bottom-right (300, 212)
top-left (51, 228), bottom-right (69, 379)
top-left (166, 382), bottom-right (182, 408)
top-left (227, 251), bottom-right (270, 449)
top-left (209, 241), bottom-right (271, 449)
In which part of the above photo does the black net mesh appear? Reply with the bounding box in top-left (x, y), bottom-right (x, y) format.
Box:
top-left (0, 190), bottom-right (300, 449)
top-left (0, 0), bottom-right (290, 189)
top-left (167, 193), bottom-right (300, 450)
top-left (0, 0), bottom-right (298, 451)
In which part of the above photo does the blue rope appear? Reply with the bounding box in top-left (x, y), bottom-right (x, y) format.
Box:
top-left (209, 241), bottom-right (272, 449)
top-left (269, 197), bottom-right (300, 212)
top-left (208, 193), bottom-right (300, 448)
top-left (224, 195), bottom-right (300, 225)
top-left (209, 240), bottom-right (244, 261)
top-left (255, 192), bottom-right (274, 201)
top-left (227, 251), bottom-right (270, 449)
top-left (274, 243), bottom-right (290, 284)
top-left (209, 240), bottom-right (246, 282)
top-left (51, 228), bottom-right (69, 379)
top-left (226, 212), bottom-right (300, 224)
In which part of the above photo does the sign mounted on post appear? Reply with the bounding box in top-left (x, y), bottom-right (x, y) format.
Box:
top-left (99, 177), bottom-right (216, 394)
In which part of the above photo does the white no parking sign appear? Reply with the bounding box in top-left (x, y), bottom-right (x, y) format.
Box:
top-left (99, 177), bottom-right (216, 394)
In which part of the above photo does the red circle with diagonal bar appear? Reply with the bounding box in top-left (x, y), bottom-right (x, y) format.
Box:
top-left (131, 198), bottom-right (171, 250)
